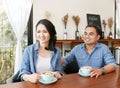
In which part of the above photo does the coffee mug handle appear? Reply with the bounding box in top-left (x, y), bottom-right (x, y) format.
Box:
top-left (79, 69), bottom-right (84, 74)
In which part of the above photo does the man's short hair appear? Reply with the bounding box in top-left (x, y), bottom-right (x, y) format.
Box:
top-left (85, 25), bottom-right (101, 36)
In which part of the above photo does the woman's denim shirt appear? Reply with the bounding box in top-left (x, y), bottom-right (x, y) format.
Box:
top-left (19, 42), bottom-right (63, 80)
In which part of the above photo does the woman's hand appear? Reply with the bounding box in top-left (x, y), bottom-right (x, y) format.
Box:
top-left (52, 72), bottom-right (62, 79)
top-left (90, 68), bottom-right (103, 78)
top-left (22, 73), bottom-right (40, 83)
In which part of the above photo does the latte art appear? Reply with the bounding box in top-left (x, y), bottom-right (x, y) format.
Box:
top-left (42, 72), bottom-right (53, 75)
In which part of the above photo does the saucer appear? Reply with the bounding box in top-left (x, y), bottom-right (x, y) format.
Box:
top-left (78, 70), bottom-right (90, 77)
top-left (39, 77), bottom-right (57, 84)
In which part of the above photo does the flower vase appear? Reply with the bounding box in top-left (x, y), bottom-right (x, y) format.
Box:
top-left (63, 28), bottom-right (67, 39)
top-left (104, 30), bottom-right (107, 39)
top-left (109, 30), bottom-right (112, 39)
top-left (101, 31), bottom-right (104, 39)
top-left (75, 28), bottom-right (79, 40)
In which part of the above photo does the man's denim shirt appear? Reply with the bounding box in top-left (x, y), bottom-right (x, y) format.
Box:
top-left (64, 42), bottom-right (117, 68)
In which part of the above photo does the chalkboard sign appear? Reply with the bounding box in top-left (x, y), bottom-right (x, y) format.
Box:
top-left (87, 14), bottom-right (103, 39)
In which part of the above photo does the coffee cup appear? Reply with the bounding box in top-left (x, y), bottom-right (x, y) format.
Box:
top-left (79, 66), bottom-right (92, 76)
top-left (40, 72), bottom-right (54, 82)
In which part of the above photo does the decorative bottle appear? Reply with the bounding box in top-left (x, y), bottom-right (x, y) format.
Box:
top-left (101, 31), bottom-right (104, 39)
top-left (63, 29), bottom-right (67, 39)
top-left (75, 28), bottom-right (79, 39)
top-left (109, 31), bottom-right (112, 39)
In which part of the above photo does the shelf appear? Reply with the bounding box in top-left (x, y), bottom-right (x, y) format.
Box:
top-left (56, 39), bottom-right (120, 51)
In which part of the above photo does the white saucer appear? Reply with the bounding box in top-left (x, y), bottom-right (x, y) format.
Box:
top-left (39, 77), bottom-right (57, 84)
top-left (78, 70), bottom-right (90, 77)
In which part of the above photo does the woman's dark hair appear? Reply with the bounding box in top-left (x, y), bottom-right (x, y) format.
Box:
top-left (85, 25), bottom-right (101, 36)
top-left (36, 19), bottom-right (57, 52)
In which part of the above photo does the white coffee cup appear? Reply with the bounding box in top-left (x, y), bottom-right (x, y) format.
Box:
top-left (40, 72), bottom-right (54, 82)
top-left (79, 66), bottom-right (92, 76)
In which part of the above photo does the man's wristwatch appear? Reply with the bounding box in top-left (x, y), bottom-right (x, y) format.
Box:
top-left (100, 67), bottom-right (106, 74)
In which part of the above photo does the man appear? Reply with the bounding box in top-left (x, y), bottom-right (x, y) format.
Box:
top-left (63, 25), bottom-right (116, 78)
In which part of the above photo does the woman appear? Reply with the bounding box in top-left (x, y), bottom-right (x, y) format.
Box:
top-left (19, 19), bottom-right (62, 83)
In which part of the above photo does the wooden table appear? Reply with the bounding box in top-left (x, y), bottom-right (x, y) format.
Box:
top-left (0, 66), bottom-right (120, 88)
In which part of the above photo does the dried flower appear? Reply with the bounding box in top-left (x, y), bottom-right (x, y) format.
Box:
top-left (44, 11), bottom-right (51, 19)
top-left (102, 20), bottom-right (107, 27)
top-left (102, 19), bottom-right (107, 32)
top-left (108, 17), bottom-right (113, 29)
top-left (62, 14), bottom-right (68, 29)
top-left (72, 15), bottom-right (80, 28)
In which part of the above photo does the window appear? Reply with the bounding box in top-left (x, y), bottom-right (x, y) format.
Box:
top-left (0, 2), bottom-right (28, 84)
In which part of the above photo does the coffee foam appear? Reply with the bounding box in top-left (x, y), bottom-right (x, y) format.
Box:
top-left (81, 66), bottom-right (92, 69)
top-left (42, 72), bottom-right (53, 75)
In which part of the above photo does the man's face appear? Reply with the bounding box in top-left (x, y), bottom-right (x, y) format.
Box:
top-left (83, 27), bottom-right (100, 45)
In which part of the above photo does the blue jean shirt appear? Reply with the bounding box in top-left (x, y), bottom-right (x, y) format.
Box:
top-left (19, 42), bottom-right (63, 80)
top-left (64, 42), bottom-right (116, 68)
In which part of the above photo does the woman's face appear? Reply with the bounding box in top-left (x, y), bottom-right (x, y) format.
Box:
top-left (36, 24), bottom-right (50, 44)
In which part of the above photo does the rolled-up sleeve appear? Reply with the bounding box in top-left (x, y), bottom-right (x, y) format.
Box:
top-left (103, 46), bottom-right (117, 68)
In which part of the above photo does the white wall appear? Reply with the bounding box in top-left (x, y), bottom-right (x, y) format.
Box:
top-left (33, 0), bottom-right (115, 42)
